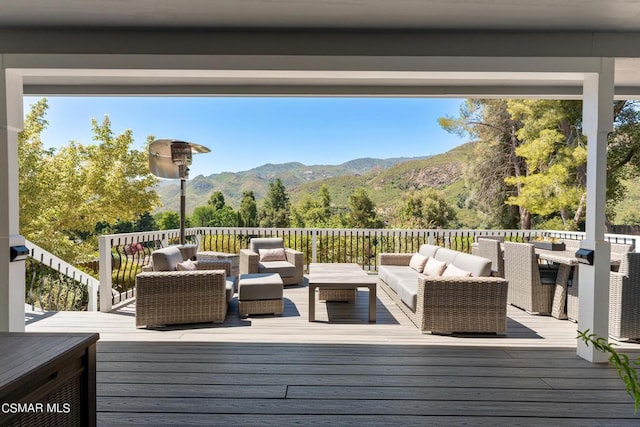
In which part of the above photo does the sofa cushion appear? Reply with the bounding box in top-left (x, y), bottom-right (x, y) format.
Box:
top-left (418, 244), bottom-right (440, 259)
top-left (258, 260), bottom-right (296, 278)
top-left (409, 253), bottom-right (429, 272)
top-left (395, 279), bottom-right (418, 311)
top-left (434, 248), bottom-right (459, 265)
top-left (259, 247), bottom-right (287, 262)
top-left (378, 265), bottom-right (421, 293)
top-left (151, 246), bottom-right (184, 271)
top-left (424, 258), bottom-right (447, 277)
top-left (442, 264), bottom-right (472, 277)
top-left (452, 252), bottom-right (492, 277)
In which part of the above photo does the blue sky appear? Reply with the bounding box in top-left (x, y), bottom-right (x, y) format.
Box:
top-left (22, 96), bottom-right (468, 178)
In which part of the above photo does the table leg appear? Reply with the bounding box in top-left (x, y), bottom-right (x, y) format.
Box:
top-left (308, 284), bottom-right (316, 322)
top-left (368, 285), bottom-right (376, 322)
top-left (551, 264), bottom-right (571, 320)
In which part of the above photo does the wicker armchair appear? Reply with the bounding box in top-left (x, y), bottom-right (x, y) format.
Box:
top-left (239, 238), bottom-right (304, 286)
top-left (503, 242), bottom-right (555, 315)
top-left (478, 238), bottom-right (504, 277)
top-left (609, 252), bottom-right (640, 341)
top-left (136, 246), bottom-right (234, 328)
top-left (567, 242), bottom-right (633, 322)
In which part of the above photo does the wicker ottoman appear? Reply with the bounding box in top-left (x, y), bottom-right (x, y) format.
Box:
top-left (238, 273), bottom-right (284, 317)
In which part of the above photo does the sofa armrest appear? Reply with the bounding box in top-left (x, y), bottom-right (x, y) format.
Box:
top-left (240, 249), bottom-right (259, 275)
top-left (379, 253), bottom-right (413, 266)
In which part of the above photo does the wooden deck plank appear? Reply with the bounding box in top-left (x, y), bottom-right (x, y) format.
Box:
top-left (97, 413), bottom-right (640, 427)
top-left (96, 397), bottom-right (636, 418)
top-left (24, 274), bottom-right (640, 424)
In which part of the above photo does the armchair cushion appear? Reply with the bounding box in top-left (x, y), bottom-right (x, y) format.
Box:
top-left (176, 259), bottom-right (197, 271)
top-left (259, 247), bottom-right (287, 262)
top-left (259, 260), bottom-right (296, 278)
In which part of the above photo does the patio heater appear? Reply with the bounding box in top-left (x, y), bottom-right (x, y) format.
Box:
top-left (148, 139), bottom-right (211, 246)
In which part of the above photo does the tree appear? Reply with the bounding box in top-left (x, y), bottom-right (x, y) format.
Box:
top-left (18, 99), bottom-right (160, 261)
top-left (347, 188), bottom-right (383, 228)
top-left (259, 178), bottom-right (291, 228)
top-left (208, 191), bottom-right (226, 210)
top-left (398, 188), bottom-right (457, 228)
top-left (239, 191), bottom-right (258, 227)
top-left (156, 211), bottom-right (181, 230)
top-left (503, 100), bottom-right (585, 230)
top-left (439, 99), bottom-right (528, 229)
top-left (291, 185), bottom-right (335, 227)
top-left (441, 99), bottom-right (640, 230)
top-left (191, 205), bottom-right (216, 227)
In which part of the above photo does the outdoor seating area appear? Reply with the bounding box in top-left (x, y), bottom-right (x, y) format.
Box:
top-left (23, 235), bottom-right (640, 425)
top-left (24, 278), bottom-right (640, 425)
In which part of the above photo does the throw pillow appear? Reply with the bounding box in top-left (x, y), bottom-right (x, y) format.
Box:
top-left (409, 253), bottom-right (429, 272)
top-left (442, 264), bottom-right (473, 277)
top-left (424, 258), bottom-right (447, 277)
top-left (176, 259), bottom-right (197, 271)
top-left (259, 247), bottom-right (287, 262)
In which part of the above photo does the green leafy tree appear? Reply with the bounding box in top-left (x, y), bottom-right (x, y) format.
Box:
top-left (192, 205), bottom-right (216, 227)
top-left (239, 191), bottom-right (258, 227)
top-left (291, 185), bottom-right (336, 227)
top-left (504, 100), bottom-right (585, 230)
top-left (208, 191), bottom-right (226, 210)
top-left (155, 211), bottom-right (181, 230)
top-left (211, 205), bottom-right (238, 226)
top-left (439, 99), bottom-right (528, 228)
top-left (259, 178), bottom-right (291, 228)
top-left (18, 99), bottom-right (159, 261)
top-left (134, 212), bottom-right (157, 231)
top-left (441, 99), bottom-right (640, 230)
top-left (347, 188), bottom-right (383, 228)
top-left (398, 188), bottom-right (457, 228)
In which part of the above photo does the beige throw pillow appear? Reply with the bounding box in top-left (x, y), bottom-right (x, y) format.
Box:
top-left (424, 258), bottom-right (447, 277)
top-left (409, 253), bottom-right (429, 272)
top-left (176, 259), bottom-right (197, 271)
top-left (442, 264), bottom-right (472, 277)
top-left (259, 247), bottom-right (287, 262)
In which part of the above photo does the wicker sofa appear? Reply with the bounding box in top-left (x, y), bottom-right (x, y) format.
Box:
top-left (378, 244), bottom-right (509, 334)
top-left (136, 246), bottom-right (234, 328)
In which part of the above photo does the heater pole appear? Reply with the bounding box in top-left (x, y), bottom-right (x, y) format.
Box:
top-left (180, 177), bottom-right (186, 246)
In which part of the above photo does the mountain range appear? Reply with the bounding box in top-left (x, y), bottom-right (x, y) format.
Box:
top-left (154, 155), bottom-right (439, 215)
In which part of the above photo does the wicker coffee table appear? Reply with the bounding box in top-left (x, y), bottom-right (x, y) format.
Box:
top-left (308, 263), bottom-right (377, 322)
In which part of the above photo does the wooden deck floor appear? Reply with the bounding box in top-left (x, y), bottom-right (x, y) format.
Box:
top-left (26, 281), bottom-right (640, 425)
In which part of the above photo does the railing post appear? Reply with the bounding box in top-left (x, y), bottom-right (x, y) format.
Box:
top-left (311, 230), bottom-right (318, 264)
top-left (98, 235), bottom-right (113, 312)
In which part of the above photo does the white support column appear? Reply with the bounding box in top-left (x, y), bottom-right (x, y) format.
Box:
top-left (577, 58), bottom-right (614, 363)
top-left (0, 58), bottom-right (26, 332)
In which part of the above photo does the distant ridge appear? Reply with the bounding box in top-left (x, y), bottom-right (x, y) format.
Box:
top-left (154, 156), bottom-right (429, 214)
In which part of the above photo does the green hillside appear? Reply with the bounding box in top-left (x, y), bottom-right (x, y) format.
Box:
top-left (288, 142), bottom-right (480, 226)
top-left (154, 156), bottom-right (426, 214)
